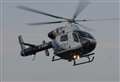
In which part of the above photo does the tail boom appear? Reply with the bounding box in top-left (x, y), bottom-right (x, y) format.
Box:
top-left (18, 35), bottom-right (52, 56)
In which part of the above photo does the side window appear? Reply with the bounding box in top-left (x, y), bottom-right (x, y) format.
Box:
top-left (73, 32), bottom-right (79, 42)
top-left (60, 34), bottom-right (68, 42)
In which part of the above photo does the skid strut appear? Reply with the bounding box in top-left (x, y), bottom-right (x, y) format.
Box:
top-left (52, 56), bottom-right (61, 61)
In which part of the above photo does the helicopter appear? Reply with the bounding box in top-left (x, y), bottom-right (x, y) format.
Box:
top-left (18, 0), bottom-right (118, 66)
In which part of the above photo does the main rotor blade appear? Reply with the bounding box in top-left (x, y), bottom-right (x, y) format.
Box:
top-left (27, 21), bottom-right (67, 25)
top-left (17, 6), bottom-right (69, 20)
top-left (73, 0), bottom-right (90, 20)
top-left (76, 18), bottom-right (120, 22)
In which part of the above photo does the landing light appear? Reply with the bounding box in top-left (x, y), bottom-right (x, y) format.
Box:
top-left (73, 55), bottom-right (80, 60)
top-left (77, 55), bottom-right (80, 60)
top-left (73, 55), bottom-right (77, 59)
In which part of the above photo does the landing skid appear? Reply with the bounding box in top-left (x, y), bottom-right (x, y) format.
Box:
top-left (73, 53), bottom-right (95, 66)
top-left (52, 53), bottom-right (95, 66)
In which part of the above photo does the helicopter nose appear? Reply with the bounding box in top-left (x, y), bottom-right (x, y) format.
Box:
top-left (81, 38), bottom-right (96, 53)
top-left (90, 39), bottom-right (97, 50)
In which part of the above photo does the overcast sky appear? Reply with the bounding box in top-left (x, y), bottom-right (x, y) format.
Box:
top-left (1, 0), bottom-right (119, 82)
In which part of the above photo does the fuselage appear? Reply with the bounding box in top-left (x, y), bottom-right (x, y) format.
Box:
top-left (48, 23), bottom-right (97, 60)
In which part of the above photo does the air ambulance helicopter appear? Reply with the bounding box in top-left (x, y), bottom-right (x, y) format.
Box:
top-left (18, 0), bottom-right (118, 66)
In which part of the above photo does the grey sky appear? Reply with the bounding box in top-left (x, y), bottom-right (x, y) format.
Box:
top-left (1, 0), bottom-right (119, 82)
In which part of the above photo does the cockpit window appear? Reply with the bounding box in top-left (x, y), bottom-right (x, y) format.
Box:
top-left (80, 31), bottom-right (94, 39)
top-left (60, 34), bottom-right (68, 41)
top-left (74, 31), bottom-right (94, 39)
top-left (73, 33), bottom-right (79, 42)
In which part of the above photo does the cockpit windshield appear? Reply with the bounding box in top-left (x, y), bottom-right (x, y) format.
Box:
top-left (74, 31), bottom-right (94, 39)
top-left (72, 30), bottom-right (94, 43)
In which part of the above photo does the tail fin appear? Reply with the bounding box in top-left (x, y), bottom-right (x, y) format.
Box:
top-left (18, 35), bottom-right (34, 56)
top-left (18, 35), bottom-right (25, 51)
